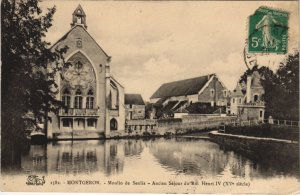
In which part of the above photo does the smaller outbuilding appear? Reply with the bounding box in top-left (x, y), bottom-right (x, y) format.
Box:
top-left (125, 94), bottom-right (145, 120)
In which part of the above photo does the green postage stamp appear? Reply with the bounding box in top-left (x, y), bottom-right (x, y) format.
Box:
top-left (248, 6), bottom-right (289, 54)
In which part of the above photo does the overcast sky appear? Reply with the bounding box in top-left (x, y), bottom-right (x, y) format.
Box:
top-left (41, 1), bottom-right (299, 101)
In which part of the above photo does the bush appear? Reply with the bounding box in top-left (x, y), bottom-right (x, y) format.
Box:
top-left (142, 131), bottom-right (151, 136)
top-left (225, 124), bottom-right (298, 141)
top-left (164, 131), bottom-right (174, 137)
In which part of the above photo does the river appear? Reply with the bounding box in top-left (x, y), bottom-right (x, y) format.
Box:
top-left (1, 137), bottom-right (299, 193)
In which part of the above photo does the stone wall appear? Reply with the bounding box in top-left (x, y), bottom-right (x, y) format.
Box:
top-left (181, 114), bottom-right (236, 123)
top-left (118, 115), bottom-right (237, 138)
top-left (238, 105), bottom-right (264, 121)
top-left (125, 104), bottom-right (145, 120)
top-left (198, 77), bottom-right (228, 105)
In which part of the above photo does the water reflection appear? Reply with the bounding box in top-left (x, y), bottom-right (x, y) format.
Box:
top-left (22, 145), bottom-right (47, 174)
top-left (149, 138), bottom-right (237, 177)
top-left (21, 140), bottom-right (145, 176)
top-left (13, 138), bottom-right (299, 179)
top-left (150, 138), bottom-right (299, 178)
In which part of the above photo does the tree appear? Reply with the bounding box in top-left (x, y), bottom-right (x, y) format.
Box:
top-left (1, 0), bottom-right (68, 168)
top-left (272, 52), bottom-right (299, 120)
top-left (239, 65), bottom-right (276, 94)
top-left (238, 52), bottom-right (299, 121)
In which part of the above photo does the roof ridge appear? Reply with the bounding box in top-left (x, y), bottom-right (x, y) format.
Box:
top-left (150, 73), bottom-right (216, 99)
top-left (125, 93), bottom-right (142, 95)
top-left (162, 74), bottom-right (214, 85)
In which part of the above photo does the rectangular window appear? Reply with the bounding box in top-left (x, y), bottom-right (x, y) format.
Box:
top-left (62, 96), bottom-right (71, 108)
top-left (76, 38), bottom-right (82, 48)
top-left (87, 119), bottom-right (94, 127)
top-left (86, 97), bottom-right (94, 109)
top-left (233, 98), bottom-right (235, 103)
top-left (75, 96), bottom-right (82, 109)
top-left (90, 98), bottom-right (94, 109)
top-left (67, 96), bottom-right (70, 107)
top-left (62, 119), bottom-right (70, 127)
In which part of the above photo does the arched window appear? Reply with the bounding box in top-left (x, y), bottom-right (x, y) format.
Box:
top-left (238, 98), bottom-right (242, 104)
top-left (110, 118), bottom-right (118, 131)
top-left (74, 89), bottom-right (83, 109)
top-left (62, 88), bottom-right (71, 108)
top-left (254, 94), bottom-right (259, 102)
top-left (77, 16), bottom-right (82, 24)
top-left (223, 90), bottom-right (227, 97)
top-left (210, 89), bottom-right (215, 97)
top-left (86, 89), bottom-right (94, 109)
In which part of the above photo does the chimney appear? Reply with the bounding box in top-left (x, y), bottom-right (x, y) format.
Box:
top-left (246, 74), bottom-right (252, 103)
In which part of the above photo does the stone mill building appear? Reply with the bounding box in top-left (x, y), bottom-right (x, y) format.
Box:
top-left (47, 5), bottom-right (125, 139)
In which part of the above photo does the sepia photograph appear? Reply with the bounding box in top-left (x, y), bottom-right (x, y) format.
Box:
top-left (1, 0), bottom-right (299, 194)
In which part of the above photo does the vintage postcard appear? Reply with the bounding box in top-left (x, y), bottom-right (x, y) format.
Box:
top-left (1, 0), bottom-right (299, 194)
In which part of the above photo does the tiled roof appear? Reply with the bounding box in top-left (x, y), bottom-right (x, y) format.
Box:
top-left (162, 101), bottom-right (178, 112)
top-left (150, 74), bottom-right (214, 99)
top-left (125, 94), bottom-right (145, 105)
top-left (173, 100), bottom-right (188, 111)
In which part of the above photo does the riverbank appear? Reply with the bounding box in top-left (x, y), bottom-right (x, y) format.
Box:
top-left (209, 130), bottom-right (299, 161)
top-left (224, 124), bottom-right (299, 141)
top-left (106, 128), bottom-right (214, 140)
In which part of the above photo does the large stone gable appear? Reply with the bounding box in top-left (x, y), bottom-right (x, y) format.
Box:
top-left (51, 25), bottom-right (109, 79)
top-left (198, 77), bottom-right (227, 103)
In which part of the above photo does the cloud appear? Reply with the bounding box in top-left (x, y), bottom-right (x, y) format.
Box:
top-left (206, 53), bottom-right (246, 91)
top-left (115, 55), bottom-right (184, 101)
top-left (41, 1), bottom-right (299, 101)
